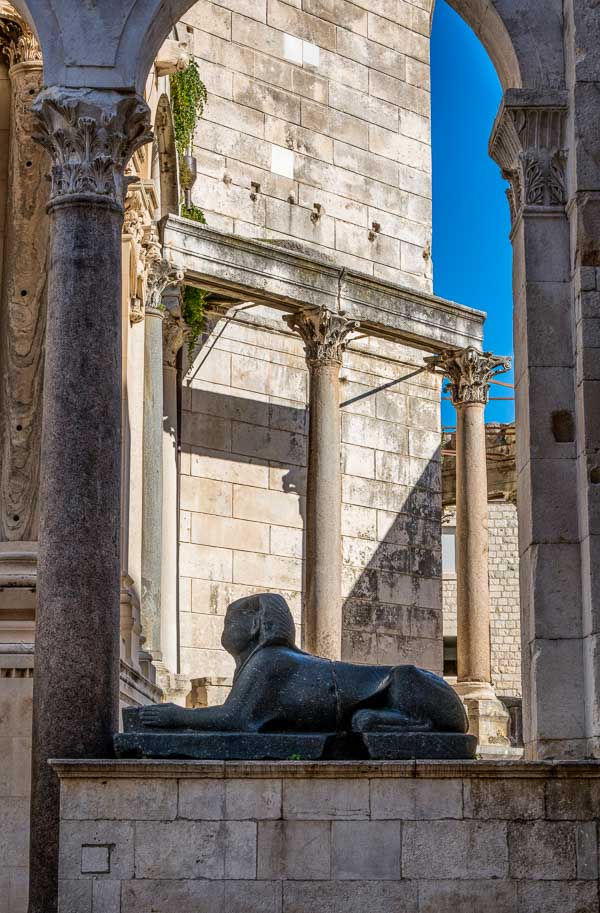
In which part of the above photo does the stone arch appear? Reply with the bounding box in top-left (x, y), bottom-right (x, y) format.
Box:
top-left (445, 0), bottom-right (565, 90)
top-left (155, 92), bottom-right (180, 219)
top-left (6, 0), bottom-right (565, 97)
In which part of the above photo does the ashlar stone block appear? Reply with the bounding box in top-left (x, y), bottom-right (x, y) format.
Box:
top-left (258, 821), bottom-right (331, 880)
top-left (402, 820), bottom-right (508, 879)
top-left (134, 820), bottom-right (256, 879)
top-left (282, 778), bottom-right (369, 820)
top-left (509, 821), bottom-right (577, 880)
top-left (331, 820), bottom-right (401, 880)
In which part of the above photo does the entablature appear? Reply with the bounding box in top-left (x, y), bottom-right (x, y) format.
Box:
top-left (161, 217), bottom-right (485, 355)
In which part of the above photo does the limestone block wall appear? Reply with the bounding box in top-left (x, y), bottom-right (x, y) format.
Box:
top-left (442, 500), bottom-right (521, 697)
top-left (183, 0), bottom-right (433, 293)
top-left (0, 647), bottom-right (33, 913)
top-left (179, 309), bottom-right (442, 681)
top-left (56, 760), bottom-right (600, 913)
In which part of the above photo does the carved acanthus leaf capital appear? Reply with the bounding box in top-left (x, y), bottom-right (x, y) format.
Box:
top-left (283, 306), bottom-right (359, 366)
top-left (425, 347), bottom-right (512, 406)
top-left (0, 9), bottom-right (42, 69)
top-left (32, 87), bottom-right (153, 210)
top-left (144, 230), bottom-right (183, 314)
top-left (489, 97), bottom-right (568, 225)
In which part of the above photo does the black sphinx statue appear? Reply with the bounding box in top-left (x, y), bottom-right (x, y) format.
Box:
top-left (116, 593), bottom-right (476, 760)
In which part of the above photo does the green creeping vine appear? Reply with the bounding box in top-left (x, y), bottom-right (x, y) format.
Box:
top-left (181, 285), bottom-right (207, 357)
top-left (170, 58), bottom-right (207, 159)
top-left (170, 59), bottom-right (208, 226)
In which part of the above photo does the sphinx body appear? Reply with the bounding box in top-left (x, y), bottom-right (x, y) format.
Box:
top-left (139, 593), bottom-right (468, 738)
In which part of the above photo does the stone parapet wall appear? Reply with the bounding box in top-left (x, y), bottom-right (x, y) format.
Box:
top-left (182, 0), bottom-right (433, 292)
top-left (55, 758), bottom-right (600, 913)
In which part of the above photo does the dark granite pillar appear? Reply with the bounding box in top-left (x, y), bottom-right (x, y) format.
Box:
top-left (28, 87), bottom-right (151, 913)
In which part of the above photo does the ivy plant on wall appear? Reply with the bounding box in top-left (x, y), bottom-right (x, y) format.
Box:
top-left (181, 285), bottom-right (208, 357)
top-left (170, 58), bottom-right (208, 224)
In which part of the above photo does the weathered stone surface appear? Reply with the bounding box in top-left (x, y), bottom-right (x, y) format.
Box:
top-left (402, 820), bottom-right (508, 879)
top-left (331, 820), bottom-right (401, 879)
top-left (258, 821), bottom-right (331, 880)
top-left (509, 821), bottom-right (577, 880)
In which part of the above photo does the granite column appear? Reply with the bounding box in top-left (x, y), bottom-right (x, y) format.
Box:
top-left (284, 307), bottom-right (357, 660)
top-left (427, 347), bottom-right (511, 749)
top-left (28, 87), bottom-right (152, 913)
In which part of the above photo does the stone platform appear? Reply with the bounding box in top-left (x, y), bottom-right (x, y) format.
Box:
top-left (52, 759), bottom-right (600, 913)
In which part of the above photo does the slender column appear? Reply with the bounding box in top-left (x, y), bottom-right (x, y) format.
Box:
top-left (284, 307), bottom-right (358, 660)
top-left (0, 14), bottom-right (46, 545)
top-left (426, 348), bottom-right (511, 747)
top-left (29, 87), bottom-right (152, 913)
top-left (490, 95), bottom-right (584, 758)
top-left (161, 292), bottom-right (186, 675)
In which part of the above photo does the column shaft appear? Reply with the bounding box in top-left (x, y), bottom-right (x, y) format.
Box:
top-left (305, 360), bottom-right (343, 659)
top-left (283, 306), bottom-right (358, 661)
top-left (161, 360), bottom-right (179, 673)
top-left (141, 306), bottom-right (164, 660)
top-left (455, 402), bottom-right (491, 684)
top-left (28, 86), bottom-right (152, 913)
top-left (30, 200), bottom-right (123, 913)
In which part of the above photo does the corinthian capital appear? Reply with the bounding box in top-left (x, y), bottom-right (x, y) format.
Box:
top-left (489, 93), bottom-right (568, 225)
top-left (31, 87), bottom-right (153, 211)
top-left (143, 228), bottom-right (183, 314)
top-left (425, 347), bottom-right (511, 406)
top-left (284, 306), bottom-right (359, 366)
top-left (0, 7), bottom-right (42, 68)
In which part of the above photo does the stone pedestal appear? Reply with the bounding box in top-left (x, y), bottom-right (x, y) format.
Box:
top-left (283, 307), bottom-right (357, 660)
top-left (54, 757), bottom-right (600, 913)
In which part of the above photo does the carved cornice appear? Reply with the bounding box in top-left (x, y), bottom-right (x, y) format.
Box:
top-left (32, 87), bottom-right (153, 211)
top-left (425, 347), bottom-right (511, 406)
top-left (490, 96), bottom-right (568, 226)
top-left (283, 306), bottom-right (359, 367)
top-left (0, 9), bottom-right (42, 69)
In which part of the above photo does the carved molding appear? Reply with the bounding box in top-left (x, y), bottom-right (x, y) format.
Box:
top-left (123, 184), bottom-right (158, 325)
top-left (490, 100), bottom-right (567, 225)
top-left (0, 8), bottom-right (42, 69)
top-left (283, 307), bottom-right (359, 367)
top-left (31, 87), bottom-right (153, 210)
top-left (144, 232), bottom-right (183, 315)
top-left (425, 347), bottom-right (512, 407)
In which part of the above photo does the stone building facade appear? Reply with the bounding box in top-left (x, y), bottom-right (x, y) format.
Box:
top-left (0, 0), bottom-right (599, 911)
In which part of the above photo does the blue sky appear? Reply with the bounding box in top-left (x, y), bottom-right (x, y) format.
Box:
top-left (431, 0), bottom-right (515, 426)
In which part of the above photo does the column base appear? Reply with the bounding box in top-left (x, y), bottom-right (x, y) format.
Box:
top-left (454, 681), bottom-right (511, 753)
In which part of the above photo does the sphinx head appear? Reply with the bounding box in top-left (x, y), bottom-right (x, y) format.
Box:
top-left (221, 593), bottom-right (296, 659)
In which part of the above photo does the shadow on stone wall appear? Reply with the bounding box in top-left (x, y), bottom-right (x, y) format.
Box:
top-left (181, 385), bottom-right (442, 672)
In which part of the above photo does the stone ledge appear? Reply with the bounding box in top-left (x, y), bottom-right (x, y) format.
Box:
top-left (50, 758), bottom-right (600, 780)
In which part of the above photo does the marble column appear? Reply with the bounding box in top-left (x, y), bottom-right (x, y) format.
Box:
top-left (161, 293), bottom-right (186, 677)
top-left (0, 14), bottom-right (47, 551)
top-left (426, 347), bottom-right (512, 750)
top-left (284, 306), bottom-right (358, 660)
top-left (29, 87), bottom-right (152, 913)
